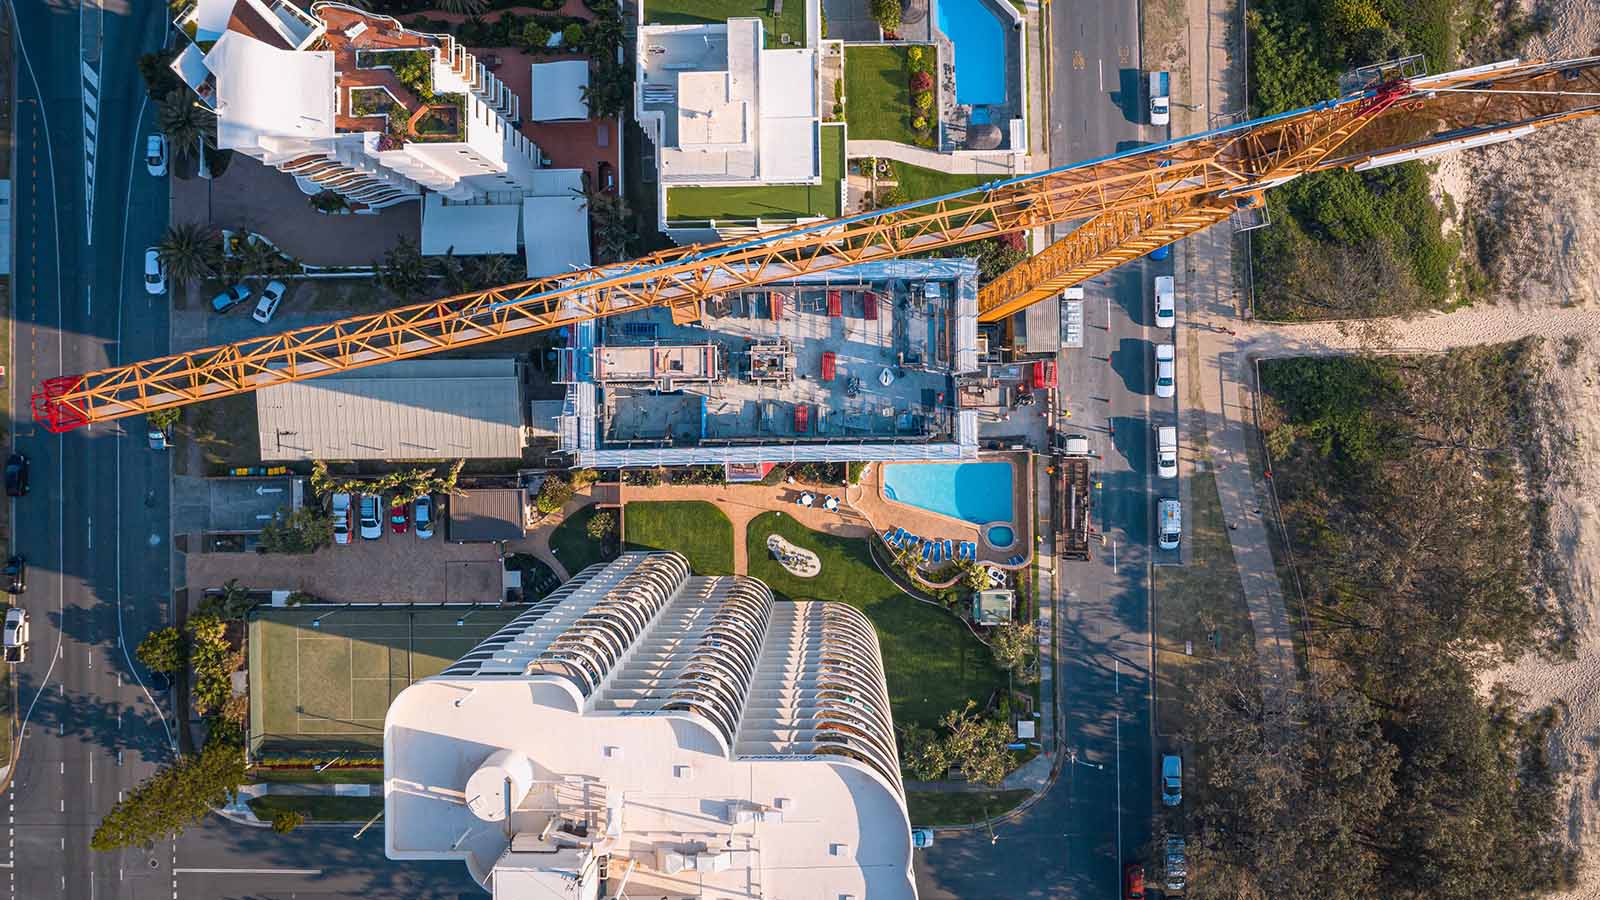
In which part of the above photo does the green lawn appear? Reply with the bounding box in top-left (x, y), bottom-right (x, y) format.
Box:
top-left (906, 789), bottom-right (1030, 826)
top-left (643, 0), bottom-right (807, 47)
top-left (624, 501), bottom-right (735, 577)
top-left (549, 505), bottom-right (618, 577)
top-left (844, 46), bottom-right (926, 147)
top-left (248, 794), bottom-right (384, 823)
top-left (250, 768), bottom-right (384, 785)
top-left (890, 161), bottom-right (996, 203)
top-left (746, 512), bottom-right (1006, 730)
top-left (667, 125), bottom-right (844, 222)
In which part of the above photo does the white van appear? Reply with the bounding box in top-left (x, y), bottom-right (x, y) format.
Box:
top-left (1154, 275), bottom-right (1176, 329)
top-left (1158, 498), bottom-right (1182, 550)
top-left (1156, 426), bottom-right (1178, 479)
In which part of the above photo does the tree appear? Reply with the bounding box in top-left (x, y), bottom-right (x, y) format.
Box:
top-left (270, 810), bottom-right (306, 834)
top-left (157, 88), bottom-right (216, 167)
top-left (522, 21), bottom-right (552, 50)
top-left (989, 622), bottom-right (1035, 677)
top-left (583, 190), bottom-right (635, 264)
top-left (90, 741), bottom-right (247, 851)
top-left (309, 459), bottom-right (465, 504)
top-left (536, 476), bottom-right (575, 515)
top-left (870, 0), bottom-right (901, 32)
top-left (936, 701), bottom-right (1013, 786)
top-left (147, 407), bottom-right (181, 431)
top-left (260, 507), bottom-right (334, 555)
top-left (196, 579), bottom-right (256, 622)
top-left (961, 560), bottom-right (990, 592)
top-left (561, 23), bottom-right (585, 49)
top-left (157, 223), bottom-right (220, 284)
top-left (187, 614), bottom-right (235, 716)
top-left (432, 0), bottom-right (486, 13)
top-left (137, 50), bottom-right (182, 101)
top-left (899, 724), bottom-right (949, 781)
top-left (136, 627), bottom-right (186, 674)
top-left (466, 253), bottom-right (518, 291)
top-left (375, 234), bottom-right (430, 300)
top-left (586, 509), bottom-right (616, 541)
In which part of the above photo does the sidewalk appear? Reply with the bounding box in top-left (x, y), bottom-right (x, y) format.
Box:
top-left (845, 140), bottom-right (1023, 176)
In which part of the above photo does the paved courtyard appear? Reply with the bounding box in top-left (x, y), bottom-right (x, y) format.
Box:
top-left (171, 158), bottom-right (421, 267)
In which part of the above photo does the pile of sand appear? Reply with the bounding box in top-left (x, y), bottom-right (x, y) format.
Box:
top-left (1435, 0), bottom-right (1600, 308)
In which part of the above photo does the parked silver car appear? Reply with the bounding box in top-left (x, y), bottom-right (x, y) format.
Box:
top-left (358, 494), bottom-right (382, 541)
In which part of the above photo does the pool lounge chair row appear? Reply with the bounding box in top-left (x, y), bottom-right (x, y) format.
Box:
top-left (880, 528), bottom-right (980, 567)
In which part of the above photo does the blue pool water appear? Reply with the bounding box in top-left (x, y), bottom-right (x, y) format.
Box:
top-left (987, 524), bottom-right (1015, 547)
top-left (937, 0), bottom-right (1009, 106)
top-left (883, 462), bottom-right (1014, 526)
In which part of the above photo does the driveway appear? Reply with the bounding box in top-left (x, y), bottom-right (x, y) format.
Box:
top-left (171, 157), bottom-right (421, 267)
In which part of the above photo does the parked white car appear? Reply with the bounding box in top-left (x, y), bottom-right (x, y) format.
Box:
top-left (144, 134), bottom-right (167, 176)
top-left (331, 492), bottom-right (352, 546)
top-left (3, 607), bottom-right (28, 663)
top-left (358, 494), bottom-right (383, 540)
top-left (143, 248), bottom-right (166, 296)
top-left (1156, 425), bottom-right (1178, 479)
top-left (1154, 343), bottom-right (1176, 399)
top-left (1154, 275), bottom-right (1176, 329)
top-left (252, 280), bottom-right (288, 324)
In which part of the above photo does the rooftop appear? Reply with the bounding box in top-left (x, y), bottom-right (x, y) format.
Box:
top-left (385, 552), bottom-right (916, 900)
top-left (557, 258), bottom-right (982, 467)
top-left (638, 19), bottom-right (819, 185)
top-left (254, 358), bottom-right (526, 460)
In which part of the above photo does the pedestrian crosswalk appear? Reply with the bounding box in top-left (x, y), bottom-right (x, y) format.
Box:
top-left (81, 59), bottom-right (98, 239)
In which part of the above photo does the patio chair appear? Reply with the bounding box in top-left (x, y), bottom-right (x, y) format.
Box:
top-left (883, 528), bottom-right (897, 545)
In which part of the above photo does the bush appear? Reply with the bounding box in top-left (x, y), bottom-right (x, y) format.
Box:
top-left (870, 0), bottom-right (901, 32)
top-left (271, 810), bottom-right (305, 834)
top-left (535, 476), bottom-right (575, 514)
top-left (522, 21), bottom-right (552, 49)
top-left (586, 509), bottom-right (617, 541)
top-left (911, 115), bottom-right (929, 131)
top-left (561, 22), bottom-right (584, 48)
top-left (259, 507), bottom-right (333, 554)
top-left (910, 70), bottom-right (933, 93)
top-left (914, 91), bottom-right (934, 112)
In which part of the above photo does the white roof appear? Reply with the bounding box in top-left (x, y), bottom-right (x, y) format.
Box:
top-left (756, 49), bottom-right (817, 181)
top-left (255, 359), bottom-right (525, 460)
top-left (420, 195), bottom-right (523, 256)
top-left (189, 0), bottom-right (236, 43)
top-left (522, 194), bottom-right (590, 278)
top-left (204, 30), bottom-right (335, 151)
top-left (529, 60), bottom-right (590, 122)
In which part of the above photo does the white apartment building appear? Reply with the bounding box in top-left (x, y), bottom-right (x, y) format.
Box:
top-left (385, 551), bottom-right (917, 899)
top-left (172, 0), bottom-right (538, 212)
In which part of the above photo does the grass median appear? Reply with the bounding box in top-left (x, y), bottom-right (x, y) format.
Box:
top-left (248, 794), bottom-right (383, 823)
top-left (906, 789), bottom-right (1031, 826)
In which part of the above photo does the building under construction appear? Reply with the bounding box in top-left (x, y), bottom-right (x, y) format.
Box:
top-left (555, 259), bottom-right (983, 467)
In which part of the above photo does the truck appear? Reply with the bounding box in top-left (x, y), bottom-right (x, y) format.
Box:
top-left (1054, 432), bottom-right (1094, 561)
top-left (1059, 287), bottom-right (1084, 349)
top-left (1165, 835), bottom-right (1188, 893)
top-left (1149, 71), bottom-right (1170, 126)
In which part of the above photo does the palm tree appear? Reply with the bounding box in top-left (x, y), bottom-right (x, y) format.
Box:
top-left (433, 247), bottom-right (468, 295)
top-left (377, 234), bottom-right (430, 300)
top-left (432, 0), bottom-right (487, 13)
top-left (466, 253), bottom-right (518, 290)
top-left (157, 222), bottom-right (220, 284)
top-left (157, 88), bottom-right (216, 166)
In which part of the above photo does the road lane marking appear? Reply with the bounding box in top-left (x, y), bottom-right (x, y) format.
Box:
top-left (173, 868), bottom-right (323, 876)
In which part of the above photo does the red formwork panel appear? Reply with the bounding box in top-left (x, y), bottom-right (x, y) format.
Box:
top-left (827, 290), bottom-right (842, 317)
top-left (820, 351), bottom-right (836, 382)
top-left (794, 404), bottom-right (810, 433)
top-left (863, 290), bottom-right (878, 320)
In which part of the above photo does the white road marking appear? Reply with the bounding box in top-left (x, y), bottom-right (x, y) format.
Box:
top-left (173, 868), bottom-right (324, 876)
top-left (86, 516), bottom-right (91, 549)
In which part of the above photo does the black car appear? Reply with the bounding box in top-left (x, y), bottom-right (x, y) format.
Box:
top-left (4, 556), bottom-right (24, 594)
top-left (4, 454), bottom-right (28, 497)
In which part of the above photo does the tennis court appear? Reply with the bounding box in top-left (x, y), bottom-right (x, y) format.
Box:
top-left (249, 607), bottom-right (524, 753)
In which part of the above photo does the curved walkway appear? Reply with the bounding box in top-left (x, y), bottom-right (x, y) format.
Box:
top-left (846, 139), bottom-right (1023, 175)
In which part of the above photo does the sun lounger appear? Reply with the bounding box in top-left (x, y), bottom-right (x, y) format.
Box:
top-left (943, 539), bottom-right (953, 561)
top-left (922, 541), bottom-right (933, 564)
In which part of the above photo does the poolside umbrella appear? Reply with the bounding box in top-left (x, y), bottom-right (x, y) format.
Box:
top-left (799, 492), bottom-right (815, 508)
top-left (823, 496), bottom-right (839, 511)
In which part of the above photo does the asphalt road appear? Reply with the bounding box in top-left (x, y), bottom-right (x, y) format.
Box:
top-left (917, 0), bottom-right (1175, 895)
top-left (8, 2), bottom-right (177, 898)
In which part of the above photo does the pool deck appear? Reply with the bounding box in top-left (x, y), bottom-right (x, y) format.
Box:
top-left (853, 452), bottom-right (1034, 566)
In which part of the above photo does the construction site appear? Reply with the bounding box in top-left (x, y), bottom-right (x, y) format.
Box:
top-left (553, 259), bottom-right (986, 467)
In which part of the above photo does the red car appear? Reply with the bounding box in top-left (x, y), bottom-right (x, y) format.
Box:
top-left (1124, 863), bottom-right (1145, 900)
top-left (390, 501), bottom-right (409, 535)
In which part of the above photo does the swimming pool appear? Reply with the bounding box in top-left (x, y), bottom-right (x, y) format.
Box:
top-left (937, 0), bottom-right (1009, 107)
top-left (882, 461), bottom-right (1014, 526)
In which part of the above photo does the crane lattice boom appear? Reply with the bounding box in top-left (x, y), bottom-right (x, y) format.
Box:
top-left (32, 55), bottom-right (1600, 431)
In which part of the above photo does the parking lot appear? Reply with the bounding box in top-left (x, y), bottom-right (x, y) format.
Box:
top-left (207, 477), bottom-right (303, 532)
top-left (188, 518), bottom-right (506, 605)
